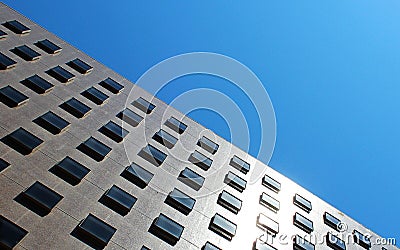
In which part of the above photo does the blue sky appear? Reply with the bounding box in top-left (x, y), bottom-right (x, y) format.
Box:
top-left (5, 0), bottom-right (399, 242)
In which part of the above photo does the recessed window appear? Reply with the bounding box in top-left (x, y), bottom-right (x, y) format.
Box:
top-left (260, 192), bottom-right (280, 213)
top-left (217, 190), bottom-right (242, 214)
top-left (165, 116), bottom-right (187, 134)
top-left (0, 158), bottom-right (10, 172)
top-left (293, 212), bottom-right (313, 233)
top-left (197, 136), bottom-right (219, 154)
top-left (121, 163), bottom-right (153, 189)
top-left (149, 213), bottom-right (184, 246)
top-left (46, 65), bottom-right (75, 83)
top-left (99, 185), bottom-right (137, 216)
top-left (15, 181), bottom-right (63, 216)
top-left (60, 97), bottom-right (91, 118)
top-left (293, 235), bottom-right (315, 250)
top-left (81, 87), bottom-right (109, 105)
top-left (165, 188), bottom-right (196, 215)
top-left (49, 156), bottom-right (90, 186)
top-left (189, 150), bottom-right (213, 171)
top-left (254, 238), bottom-right (278, 250)
top-left (35, 39), bottom-right (62, 54)
top-left (67, 58), bottom-right (93, 74)
top-left (0, 52), bottom-right (17, 70)
top-left (178, 167), bottom-right (205, 191)
top-left (77, 137), bottom-right (111, 162)
top-left (230, 155), bottom-right (250, 174)
top-left (326, 232), bottom-right (346, 250)
top-left (71, 214), bottom-right (116, 249)
top-left (99, 121), bottom-right (129, 143)
top-left (262, 174), bottom-right (281, 193)
top-left (1, 127), bottom-right (43, 155)
top-left (203, 241), bottom-right (221, 250)
top-left (224, 171), bottom-right (247, 193)
top-left (21, 74), bottom-right (54, 94)
top-left (209, 213), bottom-right (237, 241)
top-left (3, 20), bottom-right (30, 34)
top-left (0, 85), bottom-right (28, 108)
top-left (152, 129), bottom-right (178, 149)
top-left (138, 144), bottom-right (167, 166)
top-left (132, 97), bottom-right (155, 114)
top-left (323, 212), bottom-right (342, 231)
top-left (116, 108), bottom-right (143, 127)
top-left (353, 230), bottom-right (371, 249)
top-left (33, 111), bottom-right (70, 135)
top-left (12, 45), bottom-right (41, 61)
top-left (99, 77), bottom-right (124, 94)
top-left (0, 30), bottom-right (7, 39)
top-left (257, 213), bottom-right (279, 236)
top-left (293, 194), bottom-right (312, 213)
top-left (0, 215), bottom-right (28, 249)
top-left (141, 246), bottom-right (150, 250)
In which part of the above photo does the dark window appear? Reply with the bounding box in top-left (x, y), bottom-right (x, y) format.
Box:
top-left (165, 117), bottom-right (187, 134)
top-left (0, 52), bottom-right (17, 70)
top-left (59, 98), bottom-right (91, 118)
top-left (260, 192), bottom-right (280, 213)
top-left (33, 111), bottom-right (70, 135)
top-left (11, 45), bottom-right (41, 61)
top-left (99, 78), bottom-right (124, 94)
top-left (230, 155), bottom-right (250, 174)
top-left (0, 30), bottom-right (7, 39)
top-left (67, 58), bottom-right (93, 74)
top-left (77, 137), bottom-right (111, 162)
top-left (99, 185), bottom-right (137, 216)
top-left (99, 121), bottom-right (129, 143)
top-left (120, 163), bottom-right (153, 189)
top-left (141, 246), bottom-right (151, 250)
top-left (132, 97), bottom-right (155, 114)
top-left (15, 181), bottom-right (63, 216)
top-left (217, 190), bottom-right (242, 214)
top-left (323, 212), bottom-right (342, 231)
top-left (3, 20), bottom-right (30, 34)
top-left (149, 213), bottom-right (184, 246)
top-left (46, 65), bottom-right (75, 83)
top-left (326, 232), bottom-right (346, 250)
top-left (81, 87), bottom-right (109, 105)
top-left (152, 129), bottom-right (177, 149)
top-left (178, 167), bottom-right (205, 191)
top-left (262, 175), bottom-right (281, 193)
top-left (189, 150), bottom-right (213, 171)
top-left (224, 171), bottom-right (247, 193)
top-left (0, 215), bottom-right (28, 249)
top-left (165, 188), bottom-right (195, 215)
top-left (293, 194), bottom-right (312, 213)
top-left (209, 213), bottom-right (237, 241)
top-left (0, 158), bottom-right (10, 172)
top-left (197, 136), bottom-right (219, 154)
top-left (203, 241), bottom-right (221, 250)
top-left (293, 235), bottom-right (315, 250)
top-left (293, 212), bottom-right (313, 233)
top-left (353, 230), bottom-right (371, 249)
top-left (254, 238), bottom-right (278, 250)
top-left (49, 156), bottom-right (90, 186)
top-left (21, 75), bottom-right (54, 94)
top-left (257, 213), bottom-right (279, 236)
top-left (138, 144), bottom-right (167, 166)
top-left (35, 39), bottom-right (62, 54)
top-left (1, 127), bottom-right (43, 155)
top-left (0, 85), bottom-right (28, 108)
top-left (116, 108), bottom-right (143, 127)
top-left (71, 214), bottom-right (116, 249)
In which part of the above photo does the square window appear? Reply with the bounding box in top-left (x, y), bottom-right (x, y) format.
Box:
top-left (254, 238), bottom-right (278, 250)
top-left (209, 213), bottom-right (237, 241)
top-left (120, 163), bottom-right (153, 189)
top-left (217, 190), bottom-right (242, 214)
top-left (67, 58), bottom-right (93, 74)
top-left (257, 213), bottom-right (279, 236)
top-left (49, 156), bottom-right (90, 186)
top-left (293, 235), bottom-right (315, 250)
top-left (0, 30), bottom-right (7, 39)
top-left (132, 97), bottom-right (155, 114)
top-left (203, 242), bottom-right (221, 250)
top-left (46, 65), bottom-right (75, 83)
top-left (165, 188), bottom-right (196, 215)
top-left (15, 181), bottom-right (63, 216)
top-left (99, 185), bottom-right (137, 216)
top-left (230, 155), bottom-right (250, 174)
top-left (21, 75), bottom-right (54, 94)
top-left (323, 212), bottom-right (342, 231)
top-left (116, 108), bottom-right (143, 127)
top-left (293, 194), bottom-right (312, 213)
top-left (33, 111), bottom-right (70, 135)
top-left (197, 136), bottom-right (219, 154)
top-left (0, 158), bottom-right (10, 172)
top-left (178, 167), bottom-right (205, 191)
top-left (81, 87), bottom-right (109, 105)
top-left (293, 212), bottom-right (313, 233)
top-left (152, 129), bottom-right (178, 149)
top-left (353, 230), bottom-right (371, 249)
top-left (12, 45), bottom-right (41, 61)
top-left (0, 85), bottom-right (28, 108)
top-left (99, 121), bottom-right (129, 143)
top-left (262, 175), bottom-right (281, 193)
top-left (224, 171), bottom-right (247, 193)
top-left (326, 232), bottom-right (346, 250)
top-left (165, 117), bottom-right (187, 134)
top-left (35, 39), bottom-right (62, 54)
top-left (189, 150), bottom-right (213, 171)
top-left (59, 97), bottom-right (91, 118)
top-left (149, 213), bottom-right (184, 246)
top-left (3, 20), bottom-right (30, 34)
top-left (0, 52), bottom-right (17, 70)
top-left (99, 78), bottom-right (124, 94)
top-left (1, 127), bottom-right (43, 155)
top-left (138, 144), bottom-right (167, 166)
top-left (77, 137), bottom-right (111, 162)
top-left (260, 192), bottom-right (280, 213)
top-left (0, 215), bottom-right (28, 249)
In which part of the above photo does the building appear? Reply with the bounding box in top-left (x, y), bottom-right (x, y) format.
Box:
top-left (0, 3), bottom-right (396, 250)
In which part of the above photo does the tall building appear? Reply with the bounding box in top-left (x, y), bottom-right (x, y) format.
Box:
top-left (0, 3), bottom-right (396, 250)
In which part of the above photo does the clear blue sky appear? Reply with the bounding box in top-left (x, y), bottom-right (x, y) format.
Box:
top-left (5, 0), bottom-right (399, 242)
